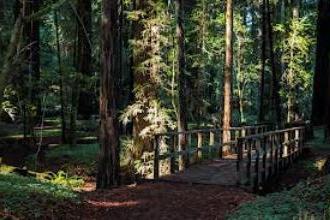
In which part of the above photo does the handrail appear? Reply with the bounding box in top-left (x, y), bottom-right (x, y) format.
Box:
top-left (236, 126), bottom-right (306, 191)
top-left (236, 126), bottom-right (305, 141)
top-left (155, 124), bottom-right (270, 137)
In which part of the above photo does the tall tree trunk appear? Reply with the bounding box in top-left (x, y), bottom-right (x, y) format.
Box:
top-left (97, 0), bottom-right (121, 189)
top-left (175, 0), bottom-right (188, 170)
top-left (266, 0), bottom-right (281, 125)
top-left (0, 0), bottom-right (4, 81)
top-left (29, 0), bottom-right (41, 122)
top-left (237, 31), bottom-right (245, 124)
top-left (312, 0), bottom-right (330, 126)
top-left (259, 0), bottom-right (267, 123)
top-left (54, 10), bottom-right (67, 144)
top-left (222, 0), bottom-right (233, 151)
top-left (77, 0), bottom-right (94, 119)
top-left (0, 4), bottom-right (24, 111)
top-left (22, 0), bottom-right (41, 134)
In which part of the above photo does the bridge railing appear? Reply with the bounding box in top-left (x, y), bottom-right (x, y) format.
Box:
top-left (236, 126), bottom-right (305, 191)
top-left (152, 124), bottom-right (271, 179)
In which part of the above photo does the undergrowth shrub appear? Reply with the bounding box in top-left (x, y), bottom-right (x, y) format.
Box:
top-left (229, 175), bottom-right (330, 219)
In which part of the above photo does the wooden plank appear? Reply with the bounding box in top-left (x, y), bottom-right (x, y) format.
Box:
top-left (236, 138), bottom-right (243, 185)
top-left (187, 133), bottom-right (192, 165)
top-left (268, 134), bottom-right (274, 179)
top-left (295, 128), bottom-right (300, 159)
top-left (154, 136), bottom-right (159, 179)
top-left (253, 144), bottom-right (260, 192)
top-left (274, 133), bottom-right (279, 176)
top-left (219, 130), bottom-right (223, 158)
top-left (209, 131), bottom-right (215, 159)
top-left (246, 139), bottom-right (252, 185)
top-left (197, 132), bottom-right (203, 161)
top-left (169, 135), bottom-right (175, 174)
top-left (261, 137), bottom-right (267, 185)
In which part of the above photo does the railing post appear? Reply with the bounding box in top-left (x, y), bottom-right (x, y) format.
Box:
top-left (289, 130), bottom-right (294, 165)
top-left (241, 128), bottom-right (246, 151)
top-left (283, 131), bottom-right (289, 168)
top-left (261, 136), bottom-right (267, 185)
top-left (236, 138), bottom-right (243, 185)
top-left (179, 132), bottom-right (188, 171)
top-left (219, 130), bottom-right (223, 159)
top-left (154, 135), bottom-right (159, 180)
top-left (209, 131), bottom-right (215, 159)
top-left (295, 128), bottom-right (300, 158)
top-left (274, 133), bottom-right (279, 176)
top-left (279, 132), bottom-right (284, 171)
top-left (169, 135), bottom-right (175, 174)
top-left (197, 132), bottom-right (203, 161)
top-left (268, 134), bottom-right (274, 179)
top-left (187, 133), bottom-right (191, 165)
top-left (254, 140), bottom-right (260, 192)
top-left (246, 139), bottom-right (252, 185)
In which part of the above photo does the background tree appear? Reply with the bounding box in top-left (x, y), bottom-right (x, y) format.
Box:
top-left (222, 0), bottom-right (233, 147)
top-left (312, 0), bottom-right (330, 127)
top-left (97, 0), bottom-right (121, 189)
top-left (176, 0), bottom-right (188, 170)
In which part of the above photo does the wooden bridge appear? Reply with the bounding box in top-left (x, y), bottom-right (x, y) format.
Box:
top-left (149, 125), bottom-right (306, 192)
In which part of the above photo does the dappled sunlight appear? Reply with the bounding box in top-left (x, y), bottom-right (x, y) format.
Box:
top-left (87, 200), bottom-right (141, 208)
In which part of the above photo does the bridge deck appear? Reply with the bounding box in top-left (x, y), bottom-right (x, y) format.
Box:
top-left (161, 156), bottom-right (239, 186)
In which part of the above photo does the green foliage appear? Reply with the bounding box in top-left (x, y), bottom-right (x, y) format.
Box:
top-left (49, 170), bottom-right (84, 188)
top-left (229, 175), bottom-right (330, 219)
top-left (276, 13), bottom-right (316, 120)
top-left (0, 173), bottom-right (79, 218)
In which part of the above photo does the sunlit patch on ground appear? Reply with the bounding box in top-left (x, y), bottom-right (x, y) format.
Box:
top-left (87, 200), bottom-right (141, 208)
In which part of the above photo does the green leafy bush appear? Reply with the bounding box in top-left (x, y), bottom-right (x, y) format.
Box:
top-left (229, 176), bottom-right (330, 219)
top-left (49, 171), bottom-right (84, 188)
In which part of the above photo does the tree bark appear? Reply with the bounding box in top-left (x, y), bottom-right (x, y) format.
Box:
top-left (266, 0), bottom-right (281, 125)
top-left (0, 6), bottom-right (24, 110)
top-left (222, 0), bottom-right (233, 150)
top-left (97, 0), bottom-right (121, 189)
top-left (54, 10), bottom-right (67, 144)
top-left (259, 0), bottom-right (267, 123)
top-left (175, 0), bottom-right (188, 170)
top-left (29, 0), bottom-right (41, 120)
top-left (76, 0), bottom-right (94, 119)
top-left (312, 0), bottom-right (330, 126)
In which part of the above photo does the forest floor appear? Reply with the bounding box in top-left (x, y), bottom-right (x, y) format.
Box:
top-left (2, 125), bottom-right (330, 219)
top-left (71, 182), bottom-right (254, 220)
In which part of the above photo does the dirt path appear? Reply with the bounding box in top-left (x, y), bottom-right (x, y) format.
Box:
top-left (66, 182), bottom-right (254, 220)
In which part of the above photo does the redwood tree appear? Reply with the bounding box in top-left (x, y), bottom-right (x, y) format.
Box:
top-left (97, 0), bottom-right (121, 188)
top-left (77, 0), bottom-right (94, 119)
top-left (266, 0), bottom-right (281, 125)
top-left (27, 0), bottom-right (41, 120)
top-left (222, 0), bottom-right (233, 148)
top-left (312, 0), bottom-right (330, 126)
top-left (175, 0), bottom-right (188, 170)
